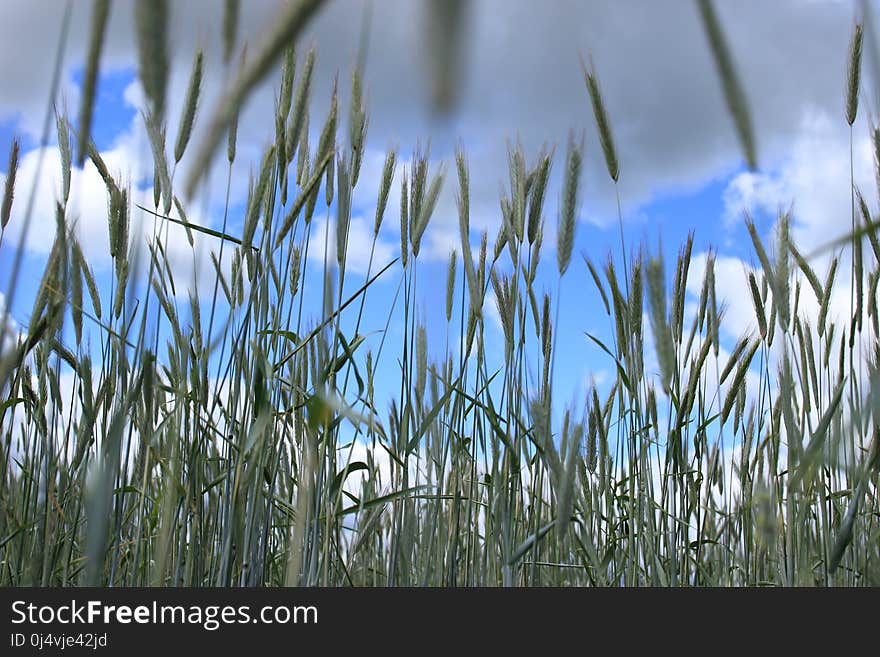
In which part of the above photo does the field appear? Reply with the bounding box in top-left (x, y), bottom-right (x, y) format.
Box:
top-left (0, 0), bottom-right (878, 587)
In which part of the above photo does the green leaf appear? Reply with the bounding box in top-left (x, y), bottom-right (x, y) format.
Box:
top-left (275, 258), bottom-right (399, 369)
top-left (507, 521), bottom-right (556, 565)
top-left (407, 372), bottom-right (464, 455)
top-left (0, 397), bottom-right (27, 414)
top-left (136, 203), bottom-right (257, 249)
top-left (791, 377), bottom-right (845, 488)
top-left (201, 472), bottom-right (229, 495)
top-left (258, 329), bottom-right (300, 343)
top-left (585, 332), bottom-right (633, 394)
top-left (336, 485), bottom-right (428, 517)
top-left (328, 462), bottom-right (369, 503)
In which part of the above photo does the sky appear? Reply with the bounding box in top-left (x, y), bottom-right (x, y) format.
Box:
top-left (0, 0), bottom-right (877, 422)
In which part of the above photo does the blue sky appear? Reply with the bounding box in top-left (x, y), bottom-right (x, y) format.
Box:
top-left (1, 0), bottom-right (877, 428)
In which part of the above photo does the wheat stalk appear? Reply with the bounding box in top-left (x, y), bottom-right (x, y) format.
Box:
top-left (1, 138), bottom-right (19, 230)
top-left (135, 0), bottom-right (168, 120)
top-left (846, 22), bottom-right (864, 126)
top-left (185, 0), bottom-right (325, 198)
top-left (174, 49), bottom-right (204, 164)
top-left (77, 0), bottom-right (111, 164)
top-left (697, 0), bottom-right (758, 169)
top-left (557, 134), bottom-right (583, 276)
top-left (581, 54), bottom-right (619, 182)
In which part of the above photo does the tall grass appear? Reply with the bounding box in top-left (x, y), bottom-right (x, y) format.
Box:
top-left (0, 1), bottom-right (878, 587)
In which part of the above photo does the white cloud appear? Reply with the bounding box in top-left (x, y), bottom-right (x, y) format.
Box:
top-left (0, 291), bottom-right (20, 358)
top-left (722, 109), bottom-right (876, 255)
top-left (722, 171), bottom-right (788, 228)
top-left (687, 251), bottom-right (763, 340)
top-left (2, 145), bottom-right (116, 260)
top-left (713, 107), bottom-right (878, 392)
top-left (1, 0), bottom-right (869, 255)
top-left (0, 124), bottom-right (236, 301)
top-left (307, 214), bottom-right (395, 278)
top-left (472, 279), bottom-right (515, 369)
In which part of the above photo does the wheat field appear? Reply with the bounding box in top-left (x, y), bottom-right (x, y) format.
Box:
top-left (0, 0), bottom-right (878, 587)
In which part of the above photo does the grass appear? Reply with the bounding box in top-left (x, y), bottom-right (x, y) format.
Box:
top-left (0, 0), bottom-right (878, 587)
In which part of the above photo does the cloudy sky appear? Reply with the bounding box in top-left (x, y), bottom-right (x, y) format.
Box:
top-left (0, 0), bottom-right (876, 407)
